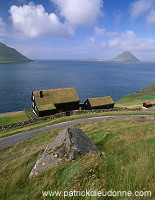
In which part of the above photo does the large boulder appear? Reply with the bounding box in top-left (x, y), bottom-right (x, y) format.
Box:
top-left (29, 127), bottom-right (100, 178)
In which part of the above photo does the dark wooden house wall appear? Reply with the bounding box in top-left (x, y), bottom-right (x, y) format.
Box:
top-left (84, 99), bottom-right (115, 110)
top-left (55, 101), bottom-right (79, 112)
top-left (84, 99), bottom-right (92, 110)
top-left (38, 109), bottom-right (57, 117)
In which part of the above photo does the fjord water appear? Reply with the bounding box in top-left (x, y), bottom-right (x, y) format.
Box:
top-left (0, 60), bottom-right (155, 114)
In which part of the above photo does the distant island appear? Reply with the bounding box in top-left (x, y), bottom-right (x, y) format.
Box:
top-left (0, 42), bottom-right (33, 64)
top-left (82, 58), bottom-right (100, 61)
top-left (111, 51), bottom-right (140, 62)
top-left (82, 51), bottom-right (140, 62)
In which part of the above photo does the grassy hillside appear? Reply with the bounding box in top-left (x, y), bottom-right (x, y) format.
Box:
top-left (115, 92), bottom-right (155, 108)
top-left (115, 83), bottom-right (155, 108)
top-left (0, 118), bottom-right (154, 199)
top-left (0, 42), bottom-right (32, 63)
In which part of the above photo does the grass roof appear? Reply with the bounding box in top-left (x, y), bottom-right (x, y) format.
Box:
top-left (88, 96), bottom-right (115, 107)
top-left (33, 88), bottom-right (80, 111)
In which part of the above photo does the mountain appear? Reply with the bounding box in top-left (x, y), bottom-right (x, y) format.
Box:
top-left (81, 51), bottom-right (140, 62)
top-left (111, 51), bottom-right (140, 62)
top-left (0, 42), bottom-right (33, 64)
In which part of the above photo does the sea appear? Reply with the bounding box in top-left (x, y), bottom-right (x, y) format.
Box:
top-left (0, 60), bottom-right (155, 114)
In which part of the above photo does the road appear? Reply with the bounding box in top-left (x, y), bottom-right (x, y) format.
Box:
top-left (0, 115), bottom-right (154, 150)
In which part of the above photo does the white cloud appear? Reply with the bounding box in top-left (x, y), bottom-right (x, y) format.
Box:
top-left (87, 36), bottom-right (96, 47)
top-left (94, 27), bottom-right (105, 36)
top-left (94, 27), bottom-right (118, 37)
top-left (51, 0), bottom-right (103, 26)
top-left (9, 2), bottom-right (75, 38)
top-left (106, 31), bottom-right (118, 37)
top-left (146, 9), bottom-right (155, 25)
top-left (86, 35), bottom-right (107, 50)
top-left (0, 18), bottom-right (6, 28)
top-left (109, 30), bottom-right (155, 51)
top-left (130, 0), bottom-right (154, 19)
top-left (113, 9), bottom-right (123, 24)
top-left (130, 0), bottom-right (155, 25)
top-left (0, 17), bottom-right (7, 35)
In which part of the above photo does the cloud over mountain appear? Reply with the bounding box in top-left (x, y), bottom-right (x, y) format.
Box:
top-left (94, 27), bottom-right (118, 37)
top-left (109, 30), bottom-right (155, 51)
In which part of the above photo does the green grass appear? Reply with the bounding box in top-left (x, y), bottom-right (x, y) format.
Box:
top-left (0, 118), bottom-right (155, 199)
top-left (0, 111), bottom-right (28, 126)
top-left (115, 92), bottom-right (155, 108)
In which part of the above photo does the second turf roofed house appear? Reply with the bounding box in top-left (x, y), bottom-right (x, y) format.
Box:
top-left (32, 88), bottom-right (80, 117)
top-left (84, 96), bottom-right (115, 110)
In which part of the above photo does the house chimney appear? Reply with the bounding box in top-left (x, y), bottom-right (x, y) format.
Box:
top-left (40, 91), bottom-right (43, 98)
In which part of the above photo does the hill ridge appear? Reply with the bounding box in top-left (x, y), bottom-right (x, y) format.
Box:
top-left (0, 42), bottom-right (33, 64)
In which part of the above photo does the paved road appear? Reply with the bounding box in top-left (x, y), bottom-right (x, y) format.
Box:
top-left (0, 115), bottom-right (154, 150)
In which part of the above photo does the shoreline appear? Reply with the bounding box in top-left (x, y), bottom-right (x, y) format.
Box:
top-left (0, 110), bottom-right (25, 115)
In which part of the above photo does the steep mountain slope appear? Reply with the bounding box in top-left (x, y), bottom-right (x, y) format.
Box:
top-left (0, 42), bottom-right (33, 63)
top-left (112, 51), bottom-right (140, 62)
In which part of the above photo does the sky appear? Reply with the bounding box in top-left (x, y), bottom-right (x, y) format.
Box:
top-left (0, 0), bottom-right (155, 61)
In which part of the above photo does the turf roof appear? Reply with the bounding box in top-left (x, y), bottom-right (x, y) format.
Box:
top-left (87, 96), bottom-right (115, 107)
top-left (33, 88), bottom-right (80, 111)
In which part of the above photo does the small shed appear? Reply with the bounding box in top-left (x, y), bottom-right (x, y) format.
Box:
top-left (32, 88), bottom-right (80, 117)
top-left (84, 96), bottom-right (115, 110)
top-left (143, 102), bottom-right (152, 108)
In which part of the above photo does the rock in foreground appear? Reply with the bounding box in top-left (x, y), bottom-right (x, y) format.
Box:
top-left (29, 127), bottom-right (100, 178)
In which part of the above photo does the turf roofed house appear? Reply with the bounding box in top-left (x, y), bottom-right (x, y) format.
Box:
top-left (84, 96), bottom-right (115, 110)
top-left (32, 88), bottom-right (80, 117)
